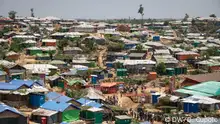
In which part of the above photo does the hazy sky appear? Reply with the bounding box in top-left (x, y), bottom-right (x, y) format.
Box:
top-left (0, 0), bottom-right (220, 19)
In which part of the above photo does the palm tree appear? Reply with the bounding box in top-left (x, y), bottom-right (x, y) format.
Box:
top-left (138, 4), bottom-right (144, 28)
top-left (8, 11), bottom-right (17, 20)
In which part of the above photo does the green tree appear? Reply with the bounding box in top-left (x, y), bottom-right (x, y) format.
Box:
top-left (57, 39), bottom-right (68, 50)
top-left (107, 42), bottom-right (124, 52)
top-left (163, 21), bottom-right (169, 26)
top-left (30, 8), bottom-right (34, 17)
top-left (183, 13), bottom-right (189, 21)
top-left (8, 11), bottom-right (17, 20)
top-left (155, 62), bottom-right (166, 75)
top-left (206, 47), bottom-right (220, 56)
top-left (10, 39), bottom-right (23, 52)
top-left (86, 40), bottom-right (96, 51)
top-left (209, 14), bottom-right (216, 18)
top-left (135, 44), bottom-right (143, 52)
top-left (138, 4), bottom-right (144, 27)
top-left (30, 26), bottom-right (40, 33)
top-left (191, 19), bottom-right (195, 25)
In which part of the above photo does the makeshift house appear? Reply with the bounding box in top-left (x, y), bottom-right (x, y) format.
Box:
top-left (41, 39), bottom-right (56, 47)
top-left (92, 69), bottom-right (109, 80)
top-left (176, 81), bottom-right (220, 97)
top-left (168, 47), bottom-right (185, 54)
top-left (36, 53), bottom-right (51, 60)
top-left (0, 80), bottom-right (47, 108)
top-left (31, 108), bottom-right (58, 124)
top-left (24, 64), bottom-right (58, 76)
top-left (85, 87), bottom-right (105, 103)
top-left (1, 63), bottom-right (26, 80)
top-left (46, 92), bottom-right (81, 107)
top-left (77, 98), bottom-right (103, 108)
top-left (175, 51), bottom-right (199, 60)
top-left (71, 24), bottom-right (96, 33)
top-left (12, 35), bottom-right (37, 41)
top-left (153, 55), bottom-right (179, 68)
top-left (0, 39), bottom-right (8, 45)
top-left (116, 68), bottom-right (128, 77)
top-left (63, 46), bottom-right (83, 55)
top-left (143, 42), bottom-right (165, 49)
top-left (26, 47), bottom-right (42, 56)
top-left (5, 51), bottom-right (20, 61)
top-left (0, 103), bottom-right (27, 124)
top-left (100, 82), bottom-right (124, 94)
top-left (72, 59), bottom-right (90, 67)
top-left (181, 72), bottom-right (220, 86)
top-left (67, 79), bottom-right (86, 89)
top-left (47, 76), bottom-right (67, 89)
top-left (41, 46), bottom-right (56, 55)
top-left (115, 115), bottom-right (132, 124)
top-left (154, 49), bottom-right (170, 55)
top-left (122, 38), bottom-right (140, 49)
top-left (84, 36), bottom-right (106, 45)
top-left (80, 107), bottom-right (103, 124)
top-left (128, 53), bottom-right (146, 60)
top-left (40, 101), bottom-right (80, 123)
top-left (115, 60), bottom-right (156, 74)
top-left (107, 52), bottom-right (128, 61)
top-left (49, 60), bottom-right (67, 69)
top-left (61, 71), bottom-right (79, 79)
top-left (181, 95), bottom-right (220, 113)
top-left (196, 59), bottom-right (220, 72)
top-left (23, 40), bottom-right (37, 47)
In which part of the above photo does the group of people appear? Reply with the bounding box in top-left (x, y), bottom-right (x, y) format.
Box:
top-left (127, 108), bottom-right (165, 123)
top-left (106, 95), bottom-right (119, 105)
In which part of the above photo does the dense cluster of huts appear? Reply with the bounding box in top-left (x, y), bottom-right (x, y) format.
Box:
top-left (0, 15), bottom-right (220, 124)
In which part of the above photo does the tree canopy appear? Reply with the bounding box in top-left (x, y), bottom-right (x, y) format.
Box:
top-left (155, 62), bottom-right (166, 75)
top-left (209, 14), bottom-right (217, 18)
top-left (8, 11), bottom-right (17, 20)
top-left (135, 44), bottom-right (143, 52)
top-left (31, 8), bottom-right (34, 17)
top-left (183, 13), bottom-right (189, 21)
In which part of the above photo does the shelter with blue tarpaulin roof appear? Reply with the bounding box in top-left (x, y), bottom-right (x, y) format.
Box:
top-left (77, 98), bottom-right (103, 108)
top-left (46, 92), bottom-right (81, 107)
top-left (10, 79), bottom-right (43, 88)
top-left (0, 102), bottom-right (27, 124)
top-left (40, 101), bottom-right (80, 123)
top-left (0, 81), bottom-right (48, 108)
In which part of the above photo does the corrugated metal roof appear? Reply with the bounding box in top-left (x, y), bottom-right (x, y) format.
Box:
top-left (128, 53), bottom-right (146, 58)
top-left (182, 95), bottom-right (220, 104)
top-left (185, 72), bottom-right (220, 83)
top-left (0, 103), bottom-right (24, 116)
top-left (32, 108), bottom-right (58, 116)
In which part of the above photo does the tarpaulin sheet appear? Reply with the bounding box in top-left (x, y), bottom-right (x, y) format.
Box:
top-left (62, 110), bottom-right (80, 122)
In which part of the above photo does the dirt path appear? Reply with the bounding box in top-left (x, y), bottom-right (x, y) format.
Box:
top-left (97, 46), bottom-right (107, 68)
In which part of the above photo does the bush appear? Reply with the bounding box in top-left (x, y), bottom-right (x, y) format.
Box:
top-left (156, 62), bottom-right (166, 75)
